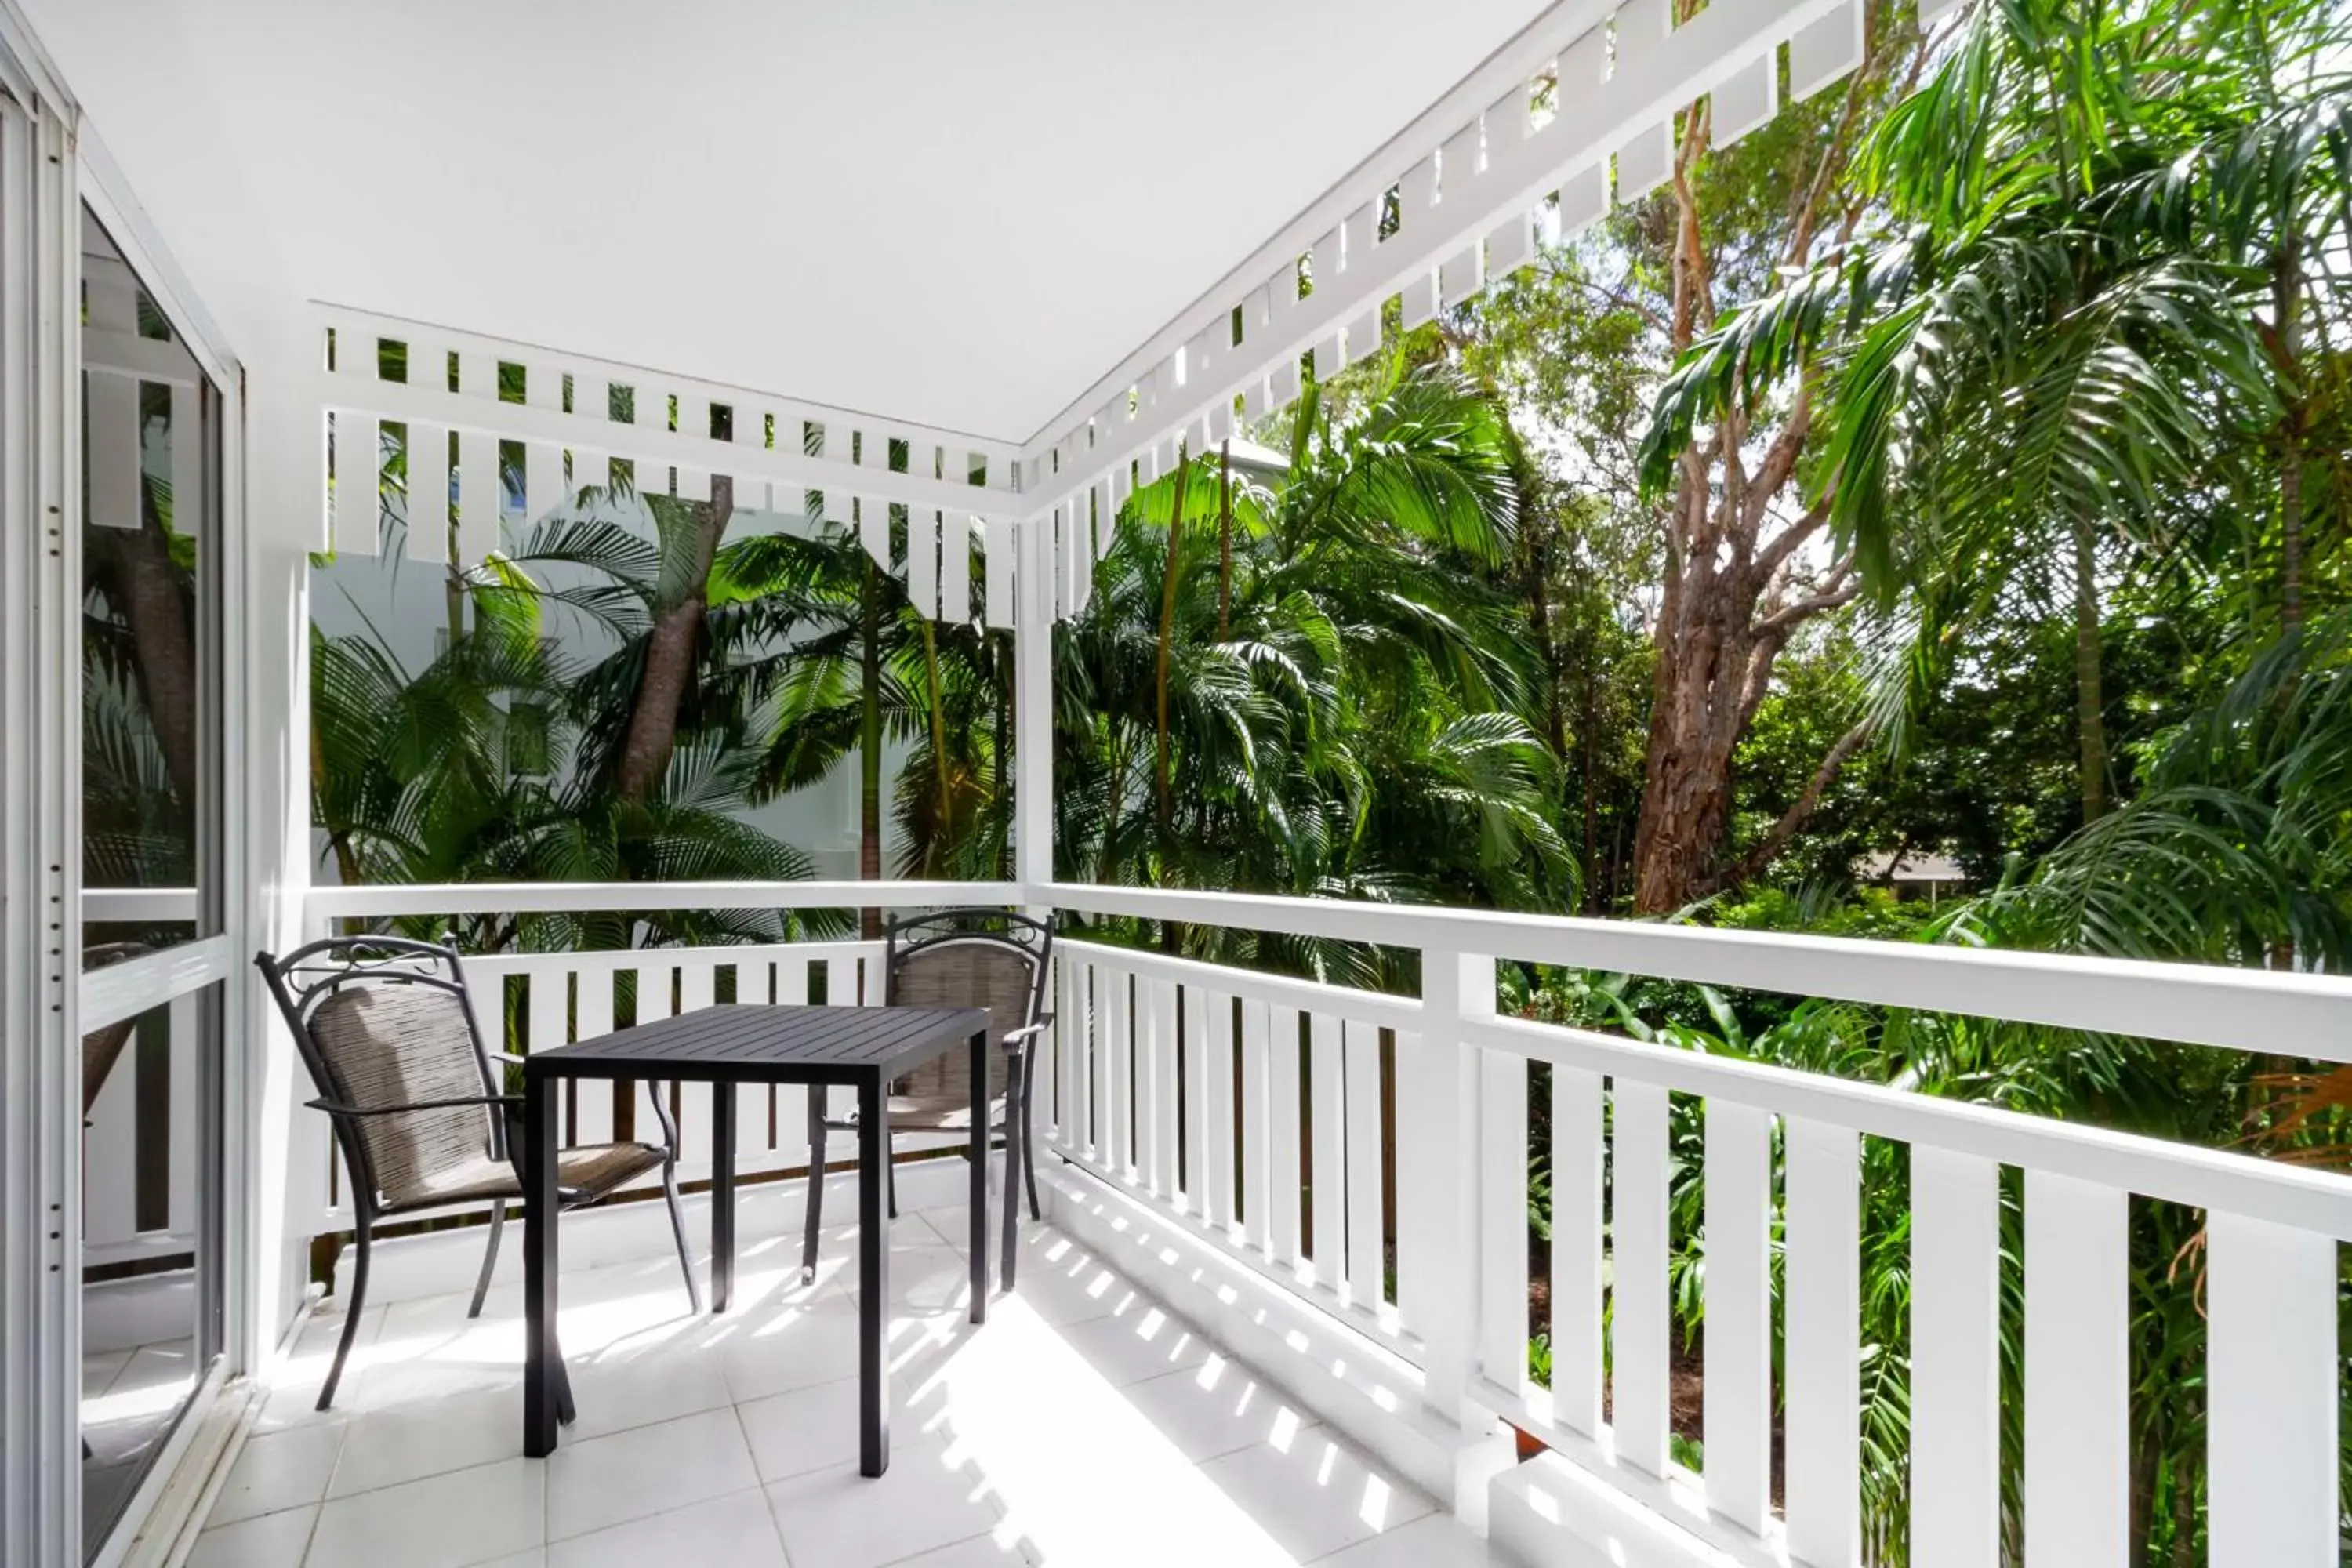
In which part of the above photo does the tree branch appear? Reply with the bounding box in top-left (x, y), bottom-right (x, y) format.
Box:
top-left (1756, 572), bottom-right (1860, 636)
top-left (1711, 717), bottom-right (1876, 894)
top-left (1753, 496), bottom-right (1835, 582)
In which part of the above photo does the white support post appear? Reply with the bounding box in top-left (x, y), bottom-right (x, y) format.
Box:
top-left (1016, 514), bottom-right (1053, 892)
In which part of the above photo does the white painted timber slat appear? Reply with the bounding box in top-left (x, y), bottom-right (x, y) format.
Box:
top-left (1345, 1018), bottom-right (1385, 1308)
top-left (1615, 122), bottom-right (1673, 203)
top-left (1345, 307), bottom-right (1381, 368)
top-left (88, 372), bottom-right (143, 531)
top-left (2024, 1171), bottom-right (2129, 1568)
top-left (908, 507), bottom-right (940, 620)
top-left (334, 412), bottom-right (379, 556)
top-left (1784, 1116), bottom-right (1860, 1568)
top-left (1105, 965), bottom-right (1133, 1178)
top-left (1181, 984), bottom-right (1210, 1217)
top-left (1134, 971), bottom-right (1163, 1192)
top-left (85, 1036), bottom-right (136, 1243)
top-left (407, 422), bottom-right (448, 564)
top-left (573, 970), bottom-right (615, 1146)
top-left (1308, 1011), bottom-right (1347, 1292)
top-left (858, 498), bottom-right (889, 569)
top-left (166, 994), bottom-right (198, 1235)
top-left (677, 466), bottom-right (710, 504)
top-left (458, 348), bottom-right (492, 400)
top-left (2206, 1210), bottom-right (2339, 1567)
top-left (528, 970), bottom-right (568, 1137)
top-left (1400, 270), bottom-right (1439, 332)
top-left (1548, 1063), bottom-right (1604, 1437)
top-left (1790, 0), bottom-right (1865, 100)
top-left (773, 957), bottom-right (809, 1146)
top-left (1151, 978), bottom-right (1181, 1197)
top-left (1486, 210), bottom-right (1537, 280)
top-left (1439, 246), bottom-right (1483, 310)
top-left (1205, 993), bottom-right (1236, 1233)
top-left (1240, 1000), bottom-right (1270, 1252)
top-left (1704, 1098), bottom-right (1773, 1536)
top-left (1477, 1045), bottom-right (1527, 1378)
top-left (942, 514), bottom-right (973, 623)
top-left (457, 429), bottom-right (497, 563)
top-left (1559, 163), bottom-right (1609, 238)
top-left (574, 448), bottom-right (609, 495)
top-left (1611, 1080), bottom-right (1671, 1475)
top-left (1911, 1145), bottom-right (2000, 1568)
top-left (983, 517), bottom-right (1014, 630)
top-left (1711, 54), bottom-right (1779, 147)
top-left (523, 441), bottom-right (563, 524)
top-left (1268, 1004), bottom-right (1303, 1271)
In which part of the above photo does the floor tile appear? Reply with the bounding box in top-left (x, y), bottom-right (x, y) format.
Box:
top-left (1116, 1357), bottom-right (1313, 1463)
top-left (187, 1504), bottom-right (317, 1568)
top-left (714, 1294), bottom-right (867, 1404)
top-left (1054, 1302), bottom-right (1215, 1388)
top-left (546, 1489), bottom-right (786, 1567)
top-left (889, 1534), bottom-right (1036, 1566)
top-left (305, 1456), bottom-right (543, 1568)
top-left (209, 1423), bottom-right (346, 1526)
top-left (737, 1377), bottom-right (866, 1483)
top-left (1308, 1512), bottom-right (1497, 1565)
top-left (545, 1407), bottom-right (759, 1541)
top-left (764, 1439), bottom-right (1002, 1568)
top-left (561, 1344), bottom-right (732, 1443)
top-left (327, 1385), bottom-right (521, 1499)
top-left (1200, 1427), bottom-right (1434, 1562)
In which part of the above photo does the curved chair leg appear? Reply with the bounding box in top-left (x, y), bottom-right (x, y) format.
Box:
top-left (1022, 1099), bottom-right (1042, 1222)
top-left (801, 1102), bottom-right (826, 1284)
top-left (1000, 1112), bottom-right (1021, 1288)
top-left (886, 1149), bottom-right (898, 1221)
top-left (468, 1201), bottom-right (506, 1319)
top-left (660, 1160), bottom-right (703, 1315)
top-left (318, 1210), bottom-right (371, 1411)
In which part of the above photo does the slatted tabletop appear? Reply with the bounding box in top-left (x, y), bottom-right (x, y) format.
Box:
top-left (524, 1003), bottom-right (989, 1083)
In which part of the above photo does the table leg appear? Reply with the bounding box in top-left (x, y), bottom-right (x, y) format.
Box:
top-left (858, 1073), bottom-right (890, 1477)
top-left (524, 1069), bottom-right (561, 1457)
top-left (711, 1086), bottom-right (736, 1313)
top-left (969, 1027), bottom-right (989, 1325)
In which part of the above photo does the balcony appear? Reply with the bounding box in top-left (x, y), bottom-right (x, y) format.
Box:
top-left (149, 880), bottom-right (2350, 1566)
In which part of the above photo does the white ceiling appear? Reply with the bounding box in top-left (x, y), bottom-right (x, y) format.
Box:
top-left (32, 0), bottom-right (1555, 443)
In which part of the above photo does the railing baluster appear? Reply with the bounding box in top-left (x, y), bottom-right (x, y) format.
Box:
top-left (1704, 1098), bottom-right (1773, 1535)
top-left (1308, 1010), bottom-right (1347, 1294)
top-left (2208, 1210), bottom-right (2338, 1566)
top-left (1205, 993), bottom-right (1236, 1234)
top-left (574, 967), bottom-right (614, 1145)
top-left (1134, 973), bottom-right (1163, 1194)
top-left (1150, 978), bottom-right (1181, 1197)
top-left (165, 993), bottom-right (198, 1239)
top-left (1181, 982), bottom-right (1209, 1216)
top-left (2021, 1171), bottom-right (2131, 1568)
top-left (1475, 1044), bottom-right (1526, 1383)
top-left (1268, 1004), bottom-right (1302, 1272)
top-left (674, 959), bottom-right (717, 1167)
top-left (1611, 1078), bottom-right (1671, 1477)
top-left (1240, 999), bottom-right (1271, 1254)
top-left (1785, 1116), bottom-right (1861, 1566)
top-left (1105, 965), bottom-right (1132, 1179)
top-left (1548, 1062), bottom-right (1604, 1438)
top-left (85, 1023), bottom-right (139, 1245)
top-left (1911, 1145), bottom-right (1999, 1568)
top-left (774, 956), bottom-right (809, 1156)
top-left (528, 968), bottom-right (568, 1141)
top-left (1345, 1017), bottom-right (1387, 1311)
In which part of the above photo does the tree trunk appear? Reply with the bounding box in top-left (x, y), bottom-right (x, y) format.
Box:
top-left (615, 480), bottom-right (732, 803)
top-left (108, 492), bottom-right (202, 815)
top-left (1154, 452), bottom-right (1192, 833)
top-left (860, 550), bottom-right (884, 939)
top-left (2072, 513), bottom-right (2109, 824)
top-left (2273, 237), bottom-right (2304, 630)
top-left (1217, 442), bottom-right (1233, 642)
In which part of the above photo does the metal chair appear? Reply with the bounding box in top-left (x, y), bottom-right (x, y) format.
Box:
top-left (256, 935), bottom-right (700, 1410)
top-left (801, 909), bottom-right (1052, 1289)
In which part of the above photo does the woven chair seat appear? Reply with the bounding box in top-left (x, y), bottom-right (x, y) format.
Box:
top-left (381, 1142), bottom-right (666, 1213)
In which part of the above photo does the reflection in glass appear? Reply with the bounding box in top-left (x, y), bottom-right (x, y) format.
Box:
top-left (76, 206), bottom-right (223, 1562)
top-left (81, 207), bottom-right (216, 963)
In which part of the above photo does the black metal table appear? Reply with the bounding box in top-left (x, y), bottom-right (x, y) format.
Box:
top-left (521, 1002), bottom-right (993, 1475)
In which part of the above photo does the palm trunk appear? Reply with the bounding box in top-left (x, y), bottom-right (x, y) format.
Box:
top-left (111, 491), bottom-right (201, 814)
top-left (921, 620), bottom-right (951, 875)
top-left (2072, 513), bottom-right (2109, 824)
top-left (1216, 442), bottom-right (1233, 642)
top-left (1154, 452), bottom-right (1192, 832)
top-left (860, 551), bottom-right (884, 939)
top-left (615, 481), bottom-right (732, 802)
top-left (2273, 237), bottom-right (2304, 631)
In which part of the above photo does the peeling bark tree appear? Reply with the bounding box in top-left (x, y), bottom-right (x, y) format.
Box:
top-left (615, 475), bottom-right (734, 802)
top-left (1628, 13), bottom-right (1896, 914)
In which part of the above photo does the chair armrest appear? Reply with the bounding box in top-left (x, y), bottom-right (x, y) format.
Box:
top-left (306, 1094), bottom-right (521, 1117)
top-left (1003, 1015), bottom-right (1054, 1048)
top-left (489, 1050), bottom-right (528, 1067)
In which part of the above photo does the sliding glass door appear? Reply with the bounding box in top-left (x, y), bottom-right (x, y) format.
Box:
top-left (73, 206), bottom-right (229, 1560)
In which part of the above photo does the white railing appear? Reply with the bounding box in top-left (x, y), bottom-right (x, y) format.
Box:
top-left (1035, 884), bottom-right (2352, 1568)
top-left (289, 880), bottom-right (1018, 1238)
top-left (285, 877), bottom-right (2352, 1564)
top-left (82, 988), bottom-right (202, 1266)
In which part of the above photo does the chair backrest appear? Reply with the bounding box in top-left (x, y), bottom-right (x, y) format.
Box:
top-left (884, 909), bottom-right (1051, 1105)
top-left (254, 936), bottom-right (504, 1213)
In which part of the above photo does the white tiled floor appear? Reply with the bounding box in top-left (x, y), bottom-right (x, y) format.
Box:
top-left (188, 1209), bottom-right (1502, 1567)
